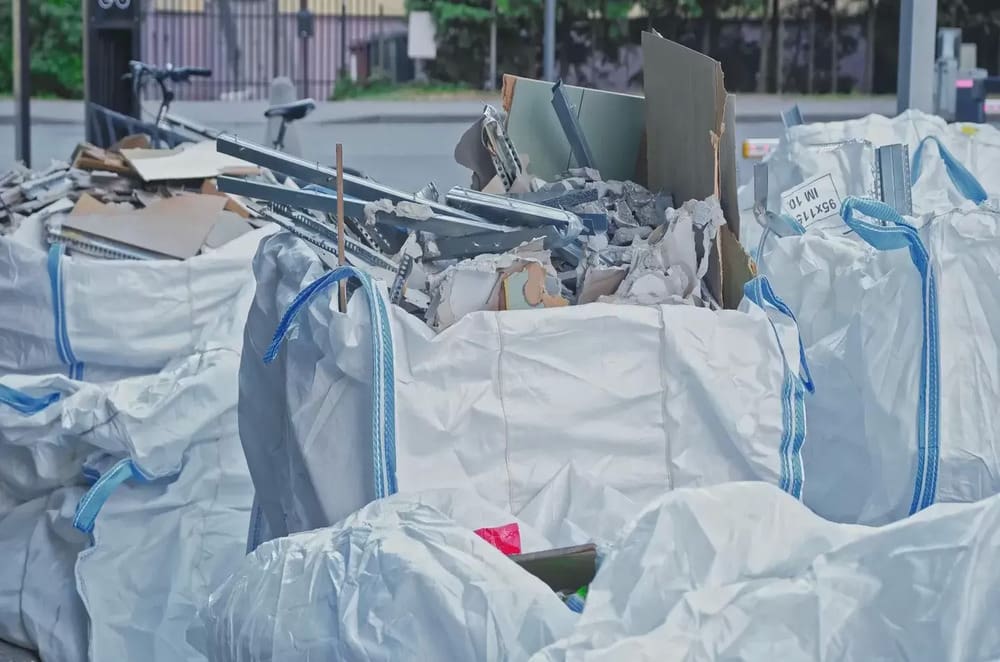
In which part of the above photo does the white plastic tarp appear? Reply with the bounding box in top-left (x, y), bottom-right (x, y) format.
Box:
top-left (239, 232), bottom-right (811, 547)
top-left (530, 481), bottom-right (1000, 662)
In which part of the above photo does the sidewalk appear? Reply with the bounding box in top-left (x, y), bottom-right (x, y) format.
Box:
top-left (0, 94), bottom-right (898, 127)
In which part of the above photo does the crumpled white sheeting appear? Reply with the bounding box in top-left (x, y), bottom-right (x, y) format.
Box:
top-left (192, 493), bottom-right (579, 662)
top-left (531, 481), bottom-right (1000, 662)
top-left (0, 487), bottom-right (88, 662)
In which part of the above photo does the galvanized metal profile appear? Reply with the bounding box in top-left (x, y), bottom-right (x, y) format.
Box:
top-left (551, 80), bottom-right (596, 169)
top-left (445, 186), bottom-right (582, 231)
top-left (875, 144), bottom-right (913, 215)
top-left (753, 162), bottom-right (769, 217)
top-left (218, 177), bottom-right (512, 238)
top-left (520, 186), bottom-right (599, 209)
top-left (256, 201), bottom-right (399, 272)
top-left (781, 105), bottom-right (805, 128)
top-left (215, 134), bottom-right (483, 221)
top-left (481, 106), bottom-right (524, 191)
top-left (429, 226), bottom-right (562, 261)
top-left (389, 254), bottom-right (415, 305)
top-left (163, 113), bottom-right (221, 140)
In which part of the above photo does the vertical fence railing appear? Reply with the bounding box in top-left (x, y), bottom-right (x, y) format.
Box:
top-left (141, 0), bottom-right (406, 102)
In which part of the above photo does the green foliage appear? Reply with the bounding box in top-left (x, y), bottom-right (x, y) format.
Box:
top-left (0, 0), bottom-right (84, 98)
top-left (331, 72), bottom-right (472, 101)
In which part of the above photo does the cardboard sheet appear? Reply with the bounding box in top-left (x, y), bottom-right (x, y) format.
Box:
top-left (121, 140), bottom-right (259, 183)
top-left (503, 75), bottom-right (644, 182)
top-left (641, 33), bottom-right (750, 307)
top-left (64, 193), bottom-right (227, 259)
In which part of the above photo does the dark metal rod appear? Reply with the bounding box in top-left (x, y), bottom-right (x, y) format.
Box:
top-left (551, 80), bottom-right (595, 169)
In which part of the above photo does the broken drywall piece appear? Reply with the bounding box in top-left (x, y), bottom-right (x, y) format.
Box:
top-left (500, 262), bottom-right (569, 311)
top-left (363, 199), bottom-right (435, 227)
top-left (427, 239), bottom-right (558, 330)
top-left (600, 269), bottom-right (691, 306)
top-left (578, 265), bottom-right (627, 304)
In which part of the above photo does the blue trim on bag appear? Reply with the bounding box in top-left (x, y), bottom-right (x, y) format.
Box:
top-left (265, 265), bottom-right (398, 500)
top-left (743, 275), bottom-right (812, 499)
top-left (841, 197), bottom-right (940, 514)
top-left (47, 244), bottom-right (85, 380)
top-left (73, 458), bottom-right (143, 533)
top-left (911, 136), bottom-right (988, 205)
top-left (0, 383), bottom-right (60, 414)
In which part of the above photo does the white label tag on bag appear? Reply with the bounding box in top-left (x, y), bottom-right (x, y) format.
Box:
top-left (780, 173), bottom-right (842, 230)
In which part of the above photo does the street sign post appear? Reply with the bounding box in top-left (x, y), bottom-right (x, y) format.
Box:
top-left (13, 0), bottom-right (30, 167)
top-left (897, 0), bottom-right (938, 114)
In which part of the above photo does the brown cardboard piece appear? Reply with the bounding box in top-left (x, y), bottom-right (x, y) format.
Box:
top-left (63, 193), bottom-right (227, 259)
top-left (201, 178), bottom-right (254, 218)
top-left (71, 143), bottom-right (133, 175)
top-left (641, 33), bottom-right (752, 308)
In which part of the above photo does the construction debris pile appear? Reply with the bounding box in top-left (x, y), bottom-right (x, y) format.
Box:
top-left (0, 138), bottom-right (262, 260)
top-left (216, 108), bottom-right (727, 334)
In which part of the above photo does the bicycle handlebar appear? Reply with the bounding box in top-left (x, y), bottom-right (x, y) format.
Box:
top-left (125, 61), bottom-right (213, 94)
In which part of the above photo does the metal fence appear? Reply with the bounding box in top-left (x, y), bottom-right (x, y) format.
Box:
top-left (141, 0), bottom-right (407, 102)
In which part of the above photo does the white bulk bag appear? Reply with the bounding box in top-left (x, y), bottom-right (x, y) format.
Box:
top-left (0, 487), bottom-right (88, 662)
top-left (0, 229), bottom-right (272, 381)
top-left (530, 481), bottom-right (1000, 662)
top-left (761, 197), bottom-right (1000, 524)
top-left (0, 341), bottom-right (254, 661)
top-left (739, 110), bottom-right (998, 253)
top-left (193, 495), bottom-right (577, 662)
top-left (239, 233), bottom-right (812, 546)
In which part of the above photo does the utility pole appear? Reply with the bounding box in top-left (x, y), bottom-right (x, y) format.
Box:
top-left (543, 0), bottom-right (556, 81)
top-left (13, 0), bottom-right (30, 167)
top-left (897, 0), bottom-right (937, 113)
top-left (487, 0), bottom-right (497, 90)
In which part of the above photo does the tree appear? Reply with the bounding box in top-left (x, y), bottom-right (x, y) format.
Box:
top-left (0, 0), bottom-right (83, 98)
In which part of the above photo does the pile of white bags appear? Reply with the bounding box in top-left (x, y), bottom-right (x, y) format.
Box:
top-left (193, 463), bottom-right (638, 662)
top-left (196, 474), bottom-right (1000, 662)
top-left (238, 231), bottom-right (813, 547)
top-left (0, 228), bottom-right (272, 661)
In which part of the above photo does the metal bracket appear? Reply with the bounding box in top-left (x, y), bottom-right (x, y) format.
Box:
top-left (389, 254), bottom-right (414, 305)
top-left (875, 143), bottom-right (913, 215)
top-left (551, 80), bottom-right (596, 169)
top-left (215, 134), bottom-right (483, 221)
top-left (430, 226), bottom-right (562, 261)
top-left (445, 186), bottom-right (582, 232)
top-left (217, 176), bottom-right (511, 238)
top-left (781, 105), bottom-right (805, 128)
top-left (480, 106), bottom-right (524, 191)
